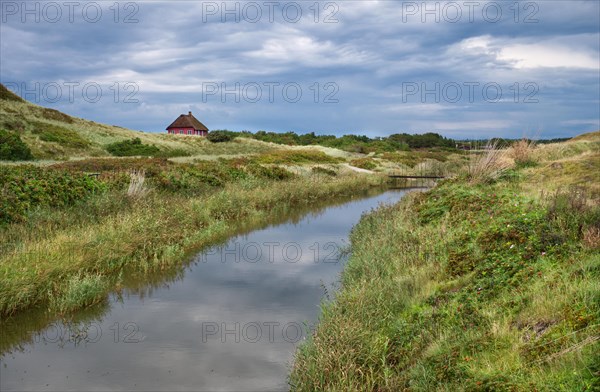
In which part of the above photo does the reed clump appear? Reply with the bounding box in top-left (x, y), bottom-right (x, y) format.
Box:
top-left (127, 169), bottom-right (148, 198)
top-left (510, 138), bottom-right (538, 167)
top-left (465, 141), bottom-right (511, 184)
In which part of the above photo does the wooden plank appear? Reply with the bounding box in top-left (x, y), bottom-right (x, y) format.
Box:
top-left (388, 175), bottom-right (445, 179)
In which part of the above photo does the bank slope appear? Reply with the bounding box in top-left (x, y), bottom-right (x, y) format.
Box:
top-left (290, 136), bottom-right (600, 391)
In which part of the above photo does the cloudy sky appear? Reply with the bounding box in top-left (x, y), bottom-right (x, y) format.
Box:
top-left (1, 0), bottom-right (599, 138)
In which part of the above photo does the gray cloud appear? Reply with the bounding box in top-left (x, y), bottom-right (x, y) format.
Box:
top-left (1, 0), bottom-right (598, 138)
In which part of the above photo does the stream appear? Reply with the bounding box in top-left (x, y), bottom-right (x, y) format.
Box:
top-left (0, 189), bottom-right (410, 391)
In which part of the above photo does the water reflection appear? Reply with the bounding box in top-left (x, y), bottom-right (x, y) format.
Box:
top-left (1, 189), bottom-right (409, 391)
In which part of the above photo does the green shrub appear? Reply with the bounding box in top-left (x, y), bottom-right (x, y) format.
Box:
top-left (154, 166), bottom-right (223, 193)
top-left (0, 129), bottom-right (34, 161)
top-left (52, 158), bottom-right (253, 196)
top-left (31, 121), bottom-right (89, 148)
top-left (350, 158), bottom-right (377, 170)
top-left (246, 164), bottom-right (296, 180)
top-left (207, 131), bottom-right (233, 143)
top-left (106, 138), bottom-right (160, 156)
top-left (0, 165), bottom-right (107, 224)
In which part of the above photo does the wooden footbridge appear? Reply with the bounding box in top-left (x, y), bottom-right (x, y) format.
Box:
top-left (388, 169), bottom-right (446, 188)
top-left (388, 174), bottom-right (445, 179)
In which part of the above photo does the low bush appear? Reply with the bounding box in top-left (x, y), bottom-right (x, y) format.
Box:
top-left (52, 158), bottom-right (294, 196)
top-left (106, 138), bottom-right (160, 156)
top-left (350, 157), bottom-right (377, 170)
top-left (207, 131), bottom-right (233, 143)
top-left (246, 164), bottom-right (296, 180)
top-left (0, 129), bottom-right (34, 161)
top-left (154, 166), bottom-right (223, 194)
top-left (0, 165), bottom-right (107, 224)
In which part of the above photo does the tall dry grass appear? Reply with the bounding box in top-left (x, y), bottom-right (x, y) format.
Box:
top-left (510, 138), bottom-right (537, 166)
top-left (127, 169), bottom-right (148, 198)
top-left (465, 141), bottom-right (511, 183)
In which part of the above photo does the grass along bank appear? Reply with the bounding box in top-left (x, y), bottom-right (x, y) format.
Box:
top-left (0, 161), bottom-right (385, 318)
top-left (290, 135), bottom-right (600, 391)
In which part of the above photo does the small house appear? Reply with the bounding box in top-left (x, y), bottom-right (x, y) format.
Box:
top-left (166, 111), bottom-right (209, 136)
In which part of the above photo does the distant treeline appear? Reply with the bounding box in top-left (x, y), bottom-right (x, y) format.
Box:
top-left (210, 130), bottom-right (571, 153)
top-left (211, 130), bottom-right (455, 153)
top-left (455, 137), bottom-right (572, 149)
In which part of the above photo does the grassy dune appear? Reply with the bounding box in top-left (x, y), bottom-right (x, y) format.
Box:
top-left (0, 84), bottom-right (467, 174)
top-left (290, 134), bottom-right (600, 391)
top-left (0, 84), bottom-right (361, 163)
top-left (0, 84), bottom-right (283, 160)
top-left (522, 134), bottom-right (600, 196)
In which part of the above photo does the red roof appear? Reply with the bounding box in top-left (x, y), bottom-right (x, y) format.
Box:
top-left (166, 111), bottom-right (209, 131)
